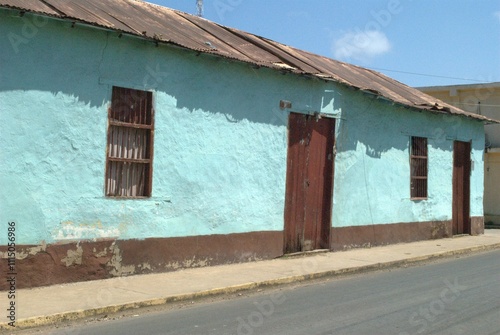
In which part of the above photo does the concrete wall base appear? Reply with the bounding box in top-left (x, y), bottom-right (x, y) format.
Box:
top-left (0, 231), bottom-right (283, 290)
top-left (330, 218), bottom-right (484, 251)
top-left (0, 217), bottom-right (484, 290)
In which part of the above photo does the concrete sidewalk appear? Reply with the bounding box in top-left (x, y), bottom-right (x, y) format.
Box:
top-left (2, 230), bottom-right (500, 331)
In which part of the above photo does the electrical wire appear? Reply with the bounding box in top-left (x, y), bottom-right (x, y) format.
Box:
top-left (454, 102), bottom-right (500, 107)
top-left (367, 67), bottom-right (498, 84)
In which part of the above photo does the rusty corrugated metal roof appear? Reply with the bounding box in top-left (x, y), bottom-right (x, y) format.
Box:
top-left (1, 0), bottom-right (497, 123)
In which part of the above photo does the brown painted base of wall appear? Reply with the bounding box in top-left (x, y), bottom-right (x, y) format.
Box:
top-left (0, 218), bottom-right (484, 290)
top-left (0, 231), bottom-right (284, 290)
top-left (330, 217), bottom-right (484, 251)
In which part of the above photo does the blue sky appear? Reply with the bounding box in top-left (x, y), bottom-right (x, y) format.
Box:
top-left (151, 0), bottom-right (500, 88)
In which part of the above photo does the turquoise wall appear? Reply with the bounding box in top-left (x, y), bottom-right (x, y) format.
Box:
top-left (0, 10), bottom-right (485, 246)
top-left (0, 11), bottom-right (332, 245)
top-left (332, 89), bottom-right (485, 227)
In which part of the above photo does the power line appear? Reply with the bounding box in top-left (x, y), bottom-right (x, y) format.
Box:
top-left (455, 102), bottom-right (500, 108)
top-left (367, 67), bottom-right (496, 84)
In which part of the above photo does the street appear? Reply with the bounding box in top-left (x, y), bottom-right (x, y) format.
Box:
top-left (22, 250), bottom-right (500, 335)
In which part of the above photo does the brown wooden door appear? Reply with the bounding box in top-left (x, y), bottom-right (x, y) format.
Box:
top-left (284, 113), bottom-right (335, 253)
top-left (452, 141), bottom-right (471, 235)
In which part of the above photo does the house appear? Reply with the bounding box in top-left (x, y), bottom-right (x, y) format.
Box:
top-left (1, 0), bottom-right (497, 289)
top-left (419, 83), bottom-right (500, 226)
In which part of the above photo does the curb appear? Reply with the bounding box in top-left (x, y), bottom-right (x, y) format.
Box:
top-left (2, 242), bottom-right (500, 331)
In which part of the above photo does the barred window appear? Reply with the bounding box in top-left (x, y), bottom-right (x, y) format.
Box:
top-left (410, 136), bottom-right (427, 199)
top-left (105, 87), bottom-right (154, 197)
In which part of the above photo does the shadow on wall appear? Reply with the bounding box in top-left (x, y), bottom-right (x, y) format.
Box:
top-left (0, 13), bottom-right (337, 128)
top-left (335, 89), bottom-right (461, 159)
top-left (1, 13), bottom-right (469, 155)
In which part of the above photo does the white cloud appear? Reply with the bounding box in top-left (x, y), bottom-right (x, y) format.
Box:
top-left (332, 29), bottom-right (391, 62)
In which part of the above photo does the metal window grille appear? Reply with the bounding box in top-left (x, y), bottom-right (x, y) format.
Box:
top-left (105, 87), bottom-right (154, 197)
top-left (410, 136), bottom-right (428, 199)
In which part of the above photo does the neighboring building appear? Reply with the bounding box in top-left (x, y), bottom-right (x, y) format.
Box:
top-left (1, 0), bottom-right (497, 289)
top-left (419, 83), bottom-right (500, 226)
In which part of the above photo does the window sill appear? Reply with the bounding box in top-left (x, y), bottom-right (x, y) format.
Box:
top-left (105, 196), bottom-right (151, 199)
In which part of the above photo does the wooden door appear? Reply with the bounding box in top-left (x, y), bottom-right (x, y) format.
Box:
top-left (452, 141), bottom-right (471, 235)
top-left (284, 113), bottom-right (335, 253)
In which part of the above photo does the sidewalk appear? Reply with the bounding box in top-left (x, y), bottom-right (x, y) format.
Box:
top-left (2, 230), bottom-right (500, 331)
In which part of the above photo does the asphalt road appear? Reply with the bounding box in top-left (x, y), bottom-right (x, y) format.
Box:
top-left (35, 250), bottom-right (500, 335)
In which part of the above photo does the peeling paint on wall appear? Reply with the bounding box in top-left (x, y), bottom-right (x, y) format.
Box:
top-left (92, 246), bottom-right (109, 257)
top-left (108, 242), bottom-right (135, 277)
top-left (53, 221), bottom-right (121, 241)
top-left (0, 241), bottom-right (47, 260)
top-left (61, 243), bottom-right (83, 266)
top-left (0, 232), bottom-right (282, 290)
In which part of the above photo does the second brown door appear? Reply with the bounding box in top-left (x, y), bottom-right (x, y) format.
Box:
top-left (452, 141), bottom-right (471, 235)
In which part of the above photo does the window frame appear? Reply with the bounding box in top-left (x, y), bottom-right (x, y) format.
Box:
top-left (105, 86), bottom-right (154, 198)
top-left (410, 136), bottom-right (428, 200)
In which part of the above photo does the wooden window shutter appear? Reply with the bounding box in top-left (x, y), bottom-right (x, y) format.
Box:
top-left (105, 87), bottom-right (154, 197)
top-left (410, 136), bottom-right (428, 199)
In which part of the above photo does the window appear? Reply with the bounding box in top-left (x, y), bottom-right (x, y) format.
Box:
top-left (410, 136), bottom-right (427, 199)
top-left (105, 87), bottom-right (154, 197)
